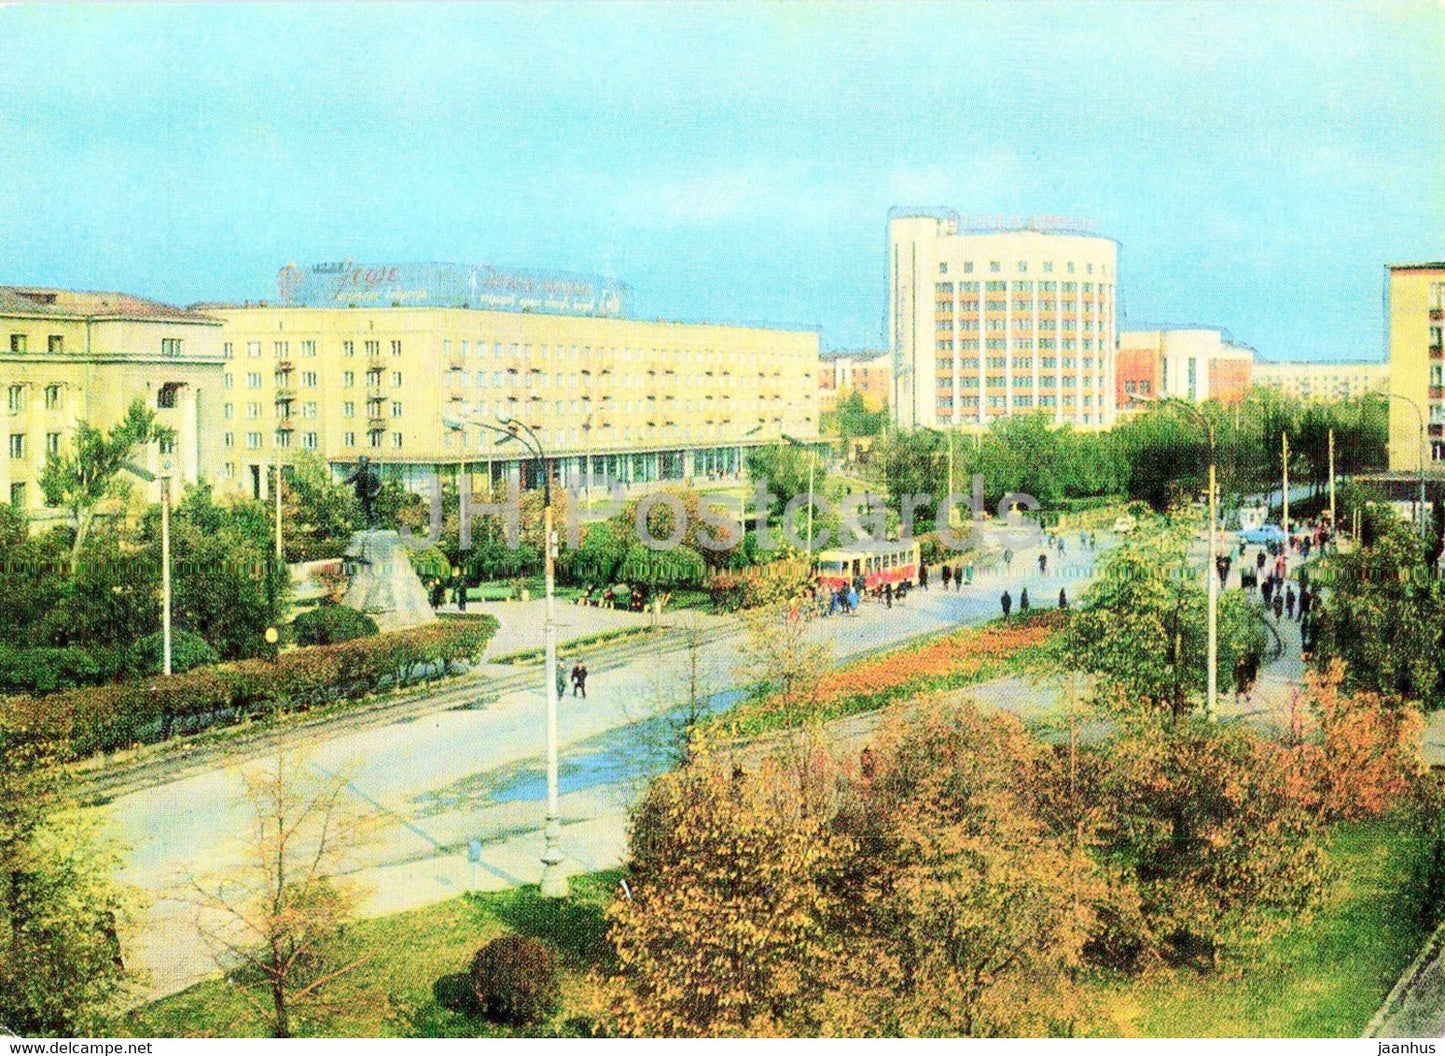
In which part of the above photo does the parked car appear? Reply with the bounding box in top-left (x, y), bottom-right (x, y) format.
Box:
top-left (1239, 523), bottom-right (1287, 546)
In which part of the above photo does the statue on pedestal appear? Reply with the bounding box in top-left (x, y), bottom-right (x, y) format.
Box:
top-left (345, 457), bottom-right (383, 528)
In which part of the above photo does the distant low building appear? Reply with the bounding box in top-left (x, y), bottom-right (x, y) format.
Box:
top-left (819, 350), bottom-right (890, 416)
top-left (1253, 359), bottom-right (1388, 404)
top-left (1116, 328), bottom-right (1254, 409)
top-left (0, 286), bottom-right (226, 519)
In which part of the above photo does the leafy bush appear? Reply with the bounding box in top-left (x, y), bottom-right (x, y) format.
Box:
top-left (6, 614), bottom-right (498, 760)
top-left (128, 628), bottom-right (219, 677)
top-left (291, 604), bottom-right (380, 647)
top-left (0, 644), bottom-right (133, 694)
top-left (468, 934), bottom-right (559, 1026)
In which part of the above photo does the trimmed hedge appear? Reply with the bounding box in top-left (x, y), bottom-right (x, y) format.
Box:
top-left (5, 614), bottom-right (498, 761)
top-left (0, 643), bottom-right (133, 695)
top-left (290, 604), bottom-right (379, 646)
top-left (129, 629), bottom-right (219, 677)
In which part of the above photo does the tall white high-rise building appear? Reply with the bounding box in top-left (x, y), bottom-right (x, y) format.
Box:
top-left (889, 211), bottom-right (1119, 430)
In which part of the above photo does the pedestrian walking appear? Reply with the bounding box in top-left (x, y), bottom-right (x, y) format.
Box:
top-left (1003, 548), bottom-right (1014, 570)
top-left (455, 581), bottom-right (468, 612)
top-left (1262, 577), bottom-right (1275, 607)
top-left (1058, 587), bottom-right (1068, 610)
top-left (847, 585), bottom-right (859, 613)
top-left (919, 563), bottom-right (929, 590)
top-left (574, 662), bottom-right (588, 698)
top-left (556, 660), bottom-right (568, 700)
top-left (1285, 586), bottom-right (1296, 620)
top-left (884, 581), bottom-right (894, 609)
top-left (1273, 592), bottom-right (1284, 620)
top-left (1038, 552), bottom-right (1048, 575)
top-left (1000, 590), bottom-right (1012, 618)
top-left (1256, 551), bottom-right (1267, 572)
top-left (964, 563), bottom-right (974, 587)
top-left (1020, 588), bottom-right (1030, 613)
top-left (942, 565), bottom-right (953, 589)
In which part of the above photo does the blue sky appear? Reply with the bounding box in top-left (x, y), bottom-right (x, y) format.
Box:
top-left (1, 1), bottom-right (1441, 359)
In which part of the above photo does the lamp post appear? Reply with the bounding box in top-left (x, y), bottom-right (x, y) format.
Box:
top-left (122, 459), bottom-right (173, 676)
top-left (1131, 395), bottom-right (1218, 721)
top-left (446, 413), bottom-right (567, 899)
top-left (1388, 392), bottom-right (1427, 539)
top-left (782, 433), bottom-right (816, 555)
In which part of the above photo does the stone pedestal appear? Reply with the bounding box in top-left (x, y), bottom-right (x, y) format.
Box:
top-left (341, 530), bottom-right (438, 633)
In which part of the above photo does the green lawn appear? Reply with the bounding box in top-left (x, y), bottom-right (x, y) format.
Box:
top-left (1094, 817), bottom-right (1429, 1038)
top-left (123, 872), bottom-right (620, 1039)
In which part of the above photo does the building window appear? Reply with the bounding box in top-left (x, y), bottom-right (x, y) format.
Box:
top-left (224, 402), bottom-right (234, 420)
top-left (273, 341), bottom-right (288, 358)
top-left (247, 372), bottom-right (261, 389)
top-left (247, 402), bottom-right (261, 418)
top-left (46, 334), bottom-right (63, 353)
top-left (8, 433), bottom-right (26, 458)
top-left (247, 341), bottom-right (261, 358)
top-left (990, 261), bottom-right (1001, 273)
top-left (224, 374), bottom-right (234, 390)
top-left (302, 372), bottom-right (318, 388)
top-left (9, 482), bottom-right (24, 508)
top-left (391, 339), bottom-right (402, 356)
top-left (10, 334), bottom-right (26, 353)
top-left (344, 431), bottom-right (356, 448)
top-left (7, 385), bottom-right (23, 413)
top-left (222, 342), bottom-right (233, 359)
top-left (224, 432), bottom-right (234, 448)
top-left (392, 431), bottom-right (403, 449)
top-left (45, 431), bottom-right (60, 455)
top-left (43, 384), bottom-right (60, 410)
top-left (159, 435), bottom-right (175, 455)
top-left (369, 430), bottom-right (382, 448)
top-left (391, 401), bottom-right (402, 417)
top-left (343, 340), bottom-right (355, 357)
top-left (391, 371), bottom-right (402, 387)
top-left (246, 432), bottom-right (262, 450)
top-left (343, 401), bottom-right (355, 418)
top-left (342, 371), bottom-right (355, 388)
top-left (963, 261), bottom-right (974, 274)
top-left (303, 432), bottom-right (318, 450)
top-left (365, 340), bottom-right (380, 357)
top-left (301, 340), bottom-right (316, 357)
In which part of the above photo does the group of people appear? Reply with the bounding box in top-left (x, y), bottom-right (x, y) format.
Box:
top-left (1000, 586), bottom-right (1068, 617)
top-left (555, 658), bottom-right (589, 699)
top-left (429, 580), bottom-right (469, 611)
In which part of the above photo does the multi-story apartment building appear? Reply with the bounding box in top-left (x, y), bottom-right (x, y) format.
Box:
top-left (889, 211), bottom-right (1118, 431)
top-left (1386, 262), bottom-right (1445, 472)
top-left (0, 287), bottom-right (225, 517)
top-left (208, 262), bottom-right (820, 498)
top-left (818, 350), bottom-right (890, 415)
top-left (1116, 329), bottom-right (1254, 409)
top-left (1254, 360), bottom-right (1388, 404)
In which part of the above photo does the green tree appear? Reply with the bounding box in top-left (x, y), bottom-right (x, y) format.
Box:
top-left (38, 399), bottom-right (172, 566)
top-left (1311, 514), bottom-right (1444, 706)
top-left (1057, 527), bottom-right (1264, 716)
top-left (0, 718), bottom-right (129, 1035)
top-left (280, 451), bottom-right (359, 562)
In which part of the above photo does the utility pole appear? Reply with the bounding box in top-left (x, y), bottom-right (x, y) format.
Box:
top-left (1206, 456), bottom-right (1217, 722)
top-left (1328, 428), bottom-right (1336, 530)
top-left (161, 469), bottom-right (172, 677)
top-left (1282, 431), bottom-right (1290, 536)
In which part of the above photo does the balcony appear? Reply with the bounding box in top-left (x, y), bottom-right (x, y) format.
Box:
top-left (367, 415), bottom-right (386, 428)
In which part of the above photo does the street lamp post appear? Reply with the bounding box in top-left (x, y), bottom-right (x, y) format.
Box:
top-left (1388, 393), bottom-right (1427, 538)
top-left (446, 413), bottom-right (568, 899)
top-left (782, 433), bottom-right (815, 555)
top-left (122, 459), bottom-right (173, 676)
top-left (1131, 395), bottom-right (1218, 720)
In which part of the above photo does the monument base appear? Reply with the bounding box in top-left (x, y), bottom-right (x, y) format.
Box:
top-left (341, 529), bottom-right (439, 633)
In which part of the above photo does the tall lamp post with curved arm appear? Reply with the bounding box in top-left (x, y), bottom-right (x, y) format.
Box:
top-left (1130, 394), bottom-right (1218, 721)
top-left (1387, 392), bottom-right (1427, 539)
top-left (444, 413), bottom-right (568, 899)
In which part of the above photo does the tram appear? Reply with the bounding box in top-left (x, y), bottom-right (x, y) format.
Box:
top-left (814, 539), bottom-right (921, 592)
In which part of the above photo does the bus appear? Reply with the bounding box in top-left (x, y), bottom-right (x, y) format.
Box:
top-left (814, 539), bottom-right (921, 592)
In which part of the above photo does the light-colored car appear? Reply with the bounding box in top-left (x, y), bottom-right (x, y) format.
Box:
top-left (1239, 523), bottom-right (1287, 546)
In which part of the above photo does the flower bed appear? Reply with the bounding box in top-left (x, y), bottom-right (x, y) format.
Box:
top-left (724, 611), bottom-right (1060, 735)
top-left (5, 614), bottom-right (498, 761)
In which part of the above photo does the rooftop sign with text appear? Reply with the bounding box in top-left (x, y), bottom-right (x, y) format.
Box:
top-left (276, 261), bottom-right (629, 317)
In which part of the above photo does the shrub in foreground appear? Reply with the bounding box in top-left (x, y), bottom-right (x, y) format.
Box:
top-left (469, 934), bottom-right (559, 1026)
top-left (290, 604), bottom-right (379, 647)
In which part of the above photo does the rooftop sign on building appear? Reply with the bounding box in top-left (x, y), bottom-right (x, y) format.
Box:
top-left (276, 261), bottom-right (628, 317)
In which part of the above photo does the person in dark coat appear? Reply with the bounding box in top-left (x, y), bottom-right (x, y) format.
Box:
top-left (1058, 587), bottom-right (1068, 610)
top-left (919, 564), bottom-right (929, 590)
top-left (1262, 577), bottom-right (1275, 607)
top-left (1038, 552), bottom-right (1048, 575)
top-left (942, 565), bottom-right (952, 589)
top-left (573, 662), bottom-right (588, 698)
top-left (1001, 590), bottom-right (1012, 617)
top-left (1273, 592), bottom-right (1284, 620)
top-left (1020, 588), bottom-right (1030, 612)
top-left (1285, 586), bottom-right (1296, 620)
top-left (1256, 550), bottom-right (1267, 572)
top-left (884, 581), bottom-right (894, 609)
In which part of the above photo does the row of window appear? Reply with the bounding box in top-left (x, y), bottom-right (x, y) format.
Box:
top-left (8, 334), bottom-right (185, 356)
top-left (937, 376), bottom-right (1104, 389)
top-left (7, 384), bottom-right (65, 413)
top-left (935, 338), bottom-right (1103, 352)
top-left (936, 280), bottom-right (1107, 295)
top-left (938, 259), bottom-right (1106, 277)
top-left (936, 394), bottom-right (1099, 408)
top-left (942, 317), bottom-right (1110, 332)
top-left (224, 337), bottom-right (808, 368)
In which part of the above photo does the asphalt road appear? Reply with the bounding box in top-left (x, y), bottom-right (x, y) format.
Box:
top-left (108, 523), bottom-right (1106, 1001)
